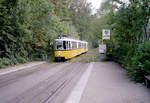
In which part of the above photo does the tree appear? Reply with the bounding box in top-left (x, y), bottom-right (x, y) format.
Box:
top-left (97, 0), bottom-right (123, 16)
top-left (69, 0), bottom-right (93, 40)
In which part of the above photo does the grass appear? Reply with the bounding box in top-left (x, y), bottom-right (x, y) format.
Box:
top-left (67, 48), bottom-right (104, 63)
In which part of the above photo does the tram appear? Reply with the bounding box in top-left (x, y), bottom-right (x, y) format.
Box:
top-left (54, 35), bottom-right (88, 61)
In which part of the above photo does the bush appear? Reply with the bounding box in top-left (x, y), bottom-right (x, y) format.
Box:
top-left (127, 42), bottom-right (150, 82)
top-left (110, 43), bottom-right (133, 64)
top-left (16, 56), bottom-right (27, 63)
top-left (0, 58), bottom-right (13, 68)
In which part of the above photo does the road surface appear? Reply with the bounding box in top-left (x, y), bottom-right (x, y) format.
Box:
top-left (0, 62), bottom-right (150, 103)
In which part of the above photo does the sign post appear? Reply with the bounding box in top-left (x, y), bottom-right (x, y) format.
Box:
top-left (99, 29), bottom-right (111, 60)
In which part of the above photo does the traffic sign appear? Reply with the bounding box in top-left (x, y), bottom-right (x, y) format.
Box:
top-left (102, 29), bottom-right (110, 40)
top-left (99, 44), bottom-right (106, 53)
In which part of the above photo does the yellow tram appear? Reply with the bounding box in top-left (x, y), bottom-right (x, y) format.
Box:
top-left (54, 35), bottom-right (88, 61)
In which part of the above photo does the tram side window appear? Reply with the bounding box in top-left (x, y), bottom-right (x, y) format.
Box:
top-left (82, 43), bottom-right (84, 49)
top-left (69, 41), bottom-right (71, 50)
top-left (84, 43), bottom-right (86, 50)
top-left (63, 41), bottom-right (66, 50)
top-left (66, 41), bottom-right (67, 50)
top-left (83, 43), bottom-right (84, 48)
top-left (66, 41), bottom-right (70, 50)
top-left (72, 42), bottom-right (77, 49)
top-left (79, 42), bottom-right (81, 48)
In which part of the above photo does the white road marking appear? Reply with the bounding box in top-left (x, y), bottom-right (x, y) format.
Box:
top-left (65, 62), bottom-right (94, 103)
top-left (0, 62), bottom-right (46, 76)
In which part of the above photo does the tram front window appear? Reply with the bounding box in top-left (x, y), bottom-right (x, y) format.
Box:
top-left (56, 41), bottom-right (63, 50)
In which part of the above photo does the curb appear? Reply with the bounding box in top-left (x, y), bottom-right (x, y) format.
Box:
top-left (0, 62), bottom-right (47, 76)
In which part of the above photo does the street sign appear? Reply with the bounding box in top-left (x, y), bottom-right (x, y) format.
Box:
top-left (99, 44), bottom-right (106, 53)
top-left (102, 29), bottom-right (110, 40)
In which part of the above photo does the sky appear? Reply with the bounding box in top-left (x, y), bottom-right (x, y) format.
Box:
top-left (87, 0), bottom-right (129, 14)
top-left (87, 0), bottom-right (102, 13)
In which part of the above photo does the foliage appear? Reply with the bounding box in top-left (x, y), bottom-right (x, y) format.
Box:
top-left (94, 0), bottom-right (150, 82)
top-left (0, 0), bottom-right (94, 68)
top-left (109, 1), bottom-right (149, 64)
top-left (1, 0), bottom-right (149, 85)
top-left (127, 42), bottom-right (150, 82)
top-left (69, 0), bottom-right (93, 41)
top-left (0, 0), bottom-right (75, 68)
top-left (97, 0), bottom-right (123, 16)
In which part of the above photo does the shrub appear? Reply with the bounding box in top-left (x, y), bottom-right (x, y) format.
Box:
top-left (0, 58), bottom-right (12, 68)
top-left (127, 42), bottom-right (150, 82)
top-left (110, 43), bottom-right (133, 64)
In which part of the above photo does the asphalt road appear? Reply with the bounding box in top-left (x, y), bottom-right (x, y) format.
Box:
top-left (0, 62), bottom-right (150, 103)
top-left (0, 63), bottom-right (89, 103)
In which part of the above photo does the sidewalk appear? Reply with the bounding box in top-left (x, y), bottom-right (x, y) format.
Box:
top-left (80, 62), bottom-right (150, 103)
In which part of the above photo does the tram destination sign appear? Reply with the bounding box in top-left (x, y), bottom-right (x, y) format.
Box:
top-left (102, 29), bottom-right (110, 40)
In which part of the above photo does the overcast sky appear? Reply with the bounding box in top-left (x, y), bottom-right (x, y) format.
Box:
top-left (87, 0), bottom-right (102, 13)
top-left (87, 0), bottom-right (129, 14)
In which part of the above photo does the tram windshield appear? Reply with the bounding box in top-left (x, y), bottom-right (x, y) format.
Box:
top-left (55, 41), bottom-right (63, 50)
